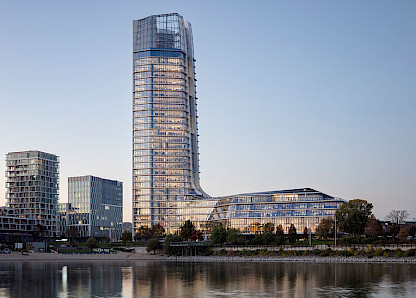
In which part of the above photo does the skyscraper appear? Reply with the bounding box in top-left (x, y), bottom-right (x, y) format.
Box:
top-left (133, 13), bottom-right (209, 232)
top-left (5, 150), bottom-right (59, 237)
top-left (133, 13), bottom-right (345, 235)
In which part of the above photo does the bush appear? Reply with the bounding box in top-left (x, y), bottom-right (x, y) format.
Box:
top-left (395, 249), bottom-right (403, 258)
top-left (320, 248), bottom-right (333, 257)
top-left (341, 249), bottom-right (353, 257)
top-left (313, 249), bottom-right (321, 256)
top-left (404, 249), bottom-right (416, 257)
top-left (375, 248), bottom-right (383, 257)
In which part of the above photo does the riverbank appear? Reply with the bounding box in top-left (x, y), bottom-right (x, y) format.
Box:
top-left (168, 255), bottom-right (416, 264)
top-left (1, 251), bottom-right (415, 264)
top-left (0, 251), bottom-right (167, 262)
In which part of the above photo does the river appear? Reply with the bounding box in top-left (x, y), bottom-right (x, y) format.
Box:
top-left (0, 260), bottom-right (415, 297)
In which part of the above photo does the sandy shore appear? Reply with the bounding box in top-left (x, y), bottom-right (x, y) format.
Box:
top-left (0, 251), bottom-right (167, 262)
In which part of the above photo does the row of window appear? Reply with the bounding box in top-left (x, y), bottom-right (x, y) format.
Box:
top-left (134, 90), bottom-right (185, 98)
top-left (133, 123), bottom-right (187, 131)
top-left (134, 71), bottom-right (186, 79)
top-left (133, 130), bottom-right (188, 138)
top-left (134, 57), bottom-right (184, 66)
top-left (133, 143), bottom-right (189, 150)
top-left (134, 84), bottom-right (185, 92)
top-left (133, 136), bottom-right (189, 144)
top-left (134, 97), bottom-right (186, 105)
top-left (134, 156), bottom-right (189, 163)
top-left (133, 169), bottom-right (190, 176)
top-left (133, 117), bottom-right (187, 125)
top-left (135, 78), bottom-right (185, 85)
top-left (133, 162), bottom-right (190, 169)
top-left (134, 104), bottom-right (187, 112)
top-left (134, 64), bottom-right (185, 72)
top-left (134, 50), bottom-right (185, 59)
top-left (133, 110), bottom-right (187, 118)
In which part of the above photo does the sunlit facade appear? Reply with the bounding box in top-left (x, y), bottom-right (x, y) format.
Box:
top-left (133, 13), bottom-right (345, 235)
top-left (68, 176), bottom-right (123, 240)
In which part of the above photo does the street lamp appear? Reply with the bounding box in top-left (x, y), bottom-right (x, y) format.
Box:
top-left (334, 213), bottom-right (337, 247)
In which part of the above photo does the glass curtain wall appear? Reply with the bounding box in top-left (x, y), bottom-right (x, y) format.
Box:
top-left (133, 13), bottom-right (205, 233)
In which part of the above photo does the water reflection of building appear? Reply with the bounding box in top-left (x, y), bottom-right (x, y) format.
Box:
top-left (60, 176), bottom-right (123, 240)
top-left (132, 13), bottom-right (345, 235)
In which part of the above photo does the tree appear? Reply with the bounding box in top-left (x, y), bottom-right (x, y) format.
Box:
top-left (210, 225), bottom-right (227, 246)
top-left (398, 226), bottom-right (409, 243)
top-left (287, 224), bottom-right (297, 244)
top-left (226, 228), bottom-right (245, 245)
top-left (303, 227), bottom-right (309, 241)
top-left (151, 223), bottom-right (165, 238)
top-left (164, 234), bottom-right (182, 255)
top-left (135, 226), bottom-right (152, 241)
top-left (146, 238), bottom-right (162, 254)
top-left (408, 225), bottom-right (416, 238)
top-left (190, 229), bottom-right (203, 241)
top-left (263, 223), bottom-right (275, 245)
top-left (390, 223), bottom-right (400, 239)
top-left (66, 226), bottom-right (79, 240)
top-left (335, 199), bottom-right (373, 236)
top-left (180, 220), bottom-right (195, 240)
top-left (121, 230), bottom-right (132, 244)
top-left (86, 237), bottom-right (97, 251)
top-left (275, 224), bottom-right (285, 245)
top-left (316, 218), bottom-right (334, 240)
top-left (386, 210), bottom-right (409, 225)
top-left (364, 215), bottom-right (384, 238)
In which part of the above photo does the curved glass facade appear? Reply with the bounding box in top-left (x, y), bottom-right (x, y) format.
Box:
top-left (133, 13), bottom-right (345, 234)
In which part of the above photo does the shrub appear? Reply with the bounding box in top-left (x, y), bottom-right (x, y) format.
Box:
top-left (341, 249), bottom-right (353, 257)
top-left (375, 248), bottom-right (383, 257)
top-left (313, 249), bottom-right (321, 256)
top-left (404, 249), bottom-right (416, 257)
top-left (395, 249), bottom-right (403, 258)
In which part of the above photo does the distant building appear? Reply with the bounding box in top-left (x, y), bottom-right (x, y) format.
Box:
top-left (67, 176), bottom-right (123, 240)
top-left (0, 206), bottom-right (34, 242)
top-left (122, 222), bottom-right (132, 232)
top-left (5, 150), bottom-right (59, 237)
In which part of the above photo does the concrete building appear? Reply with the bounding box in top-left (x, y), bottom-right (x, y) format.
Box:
top-left (67, 176), bottom-right (123, 240)
top-left (5, 150), bottom-right (59, 237)
top-left (132, 13), bottom-right (346, 235)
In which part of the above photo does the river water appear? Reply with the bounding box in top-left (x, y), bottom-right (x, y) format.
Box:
top-left (0, 261), bottom-right (415, 297)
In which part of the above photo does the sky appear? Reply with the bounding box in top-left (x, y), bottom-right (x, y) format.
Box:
top-left (0, 0), bottom-right (415, 222)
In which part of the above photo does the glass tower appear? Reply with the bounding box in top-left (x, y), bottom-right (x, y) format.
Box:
top-left (133, 13), bottom-right (346, 235)
top-left (133, 13), bottom-right (206, 232)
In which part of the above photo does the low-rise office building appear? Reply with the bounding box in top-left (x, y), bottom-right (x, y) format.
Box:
top-left (65, 176), bottom-right (123, 240)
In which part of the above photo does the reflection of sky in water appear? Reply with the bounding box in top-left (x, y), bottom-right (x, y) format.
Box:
top-left (0, 261), bottom-right (415, 297)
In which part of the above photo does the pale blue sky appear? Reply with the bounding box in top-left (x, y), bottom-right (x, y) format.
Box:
top-left (0, 0), bottom-right (415, 222)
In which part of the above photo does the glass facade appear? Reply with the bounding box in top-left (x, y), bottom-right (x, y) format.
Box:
top-left (133, 13), bottom-right (346, 235)
top-left (67, 176), bottom-right (123, 240)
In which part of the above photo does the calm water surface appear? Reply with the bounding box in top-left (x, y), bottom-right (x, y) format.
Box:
top-left (0, 261), bottom-right (415, 297)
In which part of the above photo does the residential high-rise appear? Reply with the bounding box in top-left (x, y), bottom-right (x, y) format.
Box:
top-left (67, 176), bottom-right (123, 240)
top-left (5, 150), bottom-right (59, 237)
top-left (133, 13), bottom-right (345, 235)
